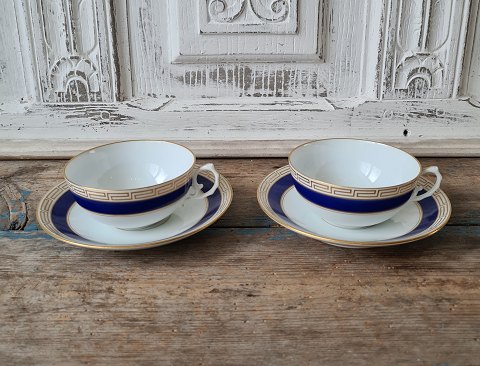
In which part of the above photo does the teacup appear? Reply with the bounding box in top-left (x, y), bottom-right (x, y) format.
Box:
top-left (64, 140), bottom-right (219, 230)
top-left (289, 139), bottom-right (442, 228)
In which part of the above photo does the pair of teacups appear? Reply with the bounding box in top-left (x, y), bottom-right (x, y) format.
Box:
top-left (64, 139), bottom-right (442, 231)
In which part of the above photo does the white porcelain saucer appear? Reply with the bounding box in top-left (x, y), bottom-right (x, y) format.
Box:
top-left (38, 171), bottom-right (233, 250)
top-left (257, 166), bottom-right (451, 248)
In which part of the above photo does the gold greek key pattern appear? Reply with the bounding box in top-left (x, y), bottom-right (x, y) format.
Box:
top-left (66, 167), bottom-right (194, 202)
top-left (290, 167), bottom-right (416, 200)
top-left (37, 169), bottom-right (233, 250)
top-left (38, 181), bottom-right (73, 242)
top-left (257, 166), bottom-right (451, 248)
top-left (257, 166), bottom-right (290, 210)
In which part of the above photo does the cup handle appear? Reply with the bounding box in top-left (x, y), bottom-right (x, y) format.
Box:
top-left (410, 166), bottom-right (442, 202)
top-left (187, 163), bottom-right (220, 200)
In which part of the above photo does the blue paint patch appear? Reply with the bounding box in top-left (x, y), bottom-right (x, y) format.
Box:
top-left (20, 189), bottom-right (32, 200)
top-left (15, 212), bottom-right (26, 223)
top-left (0, 231), bottom-right (52, 240)
top-left (23, 221), bottom-right (39, 232)
top-left (268, 229), bottom-right (298, 241)
top-left (233, 228), bottom-right (270, 236)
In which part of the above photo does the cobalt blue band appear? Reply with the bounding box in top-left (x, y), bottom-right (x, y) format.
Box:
top-left (267, 174), bottom-right (438, 239)
top-left (293, 181), bottom-right (414, 213)
top-left (71, 180), bottom-right (192, 215)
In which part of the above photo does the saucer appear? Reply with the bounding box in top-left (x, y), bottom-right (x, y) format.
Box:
top-left (37, 172), bottom-right (233, 250)
top-left (257, 166), bottom-right (451, 248)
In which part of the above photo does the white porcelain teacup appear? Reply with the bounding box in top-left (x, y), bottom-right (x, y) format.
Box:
top-left (289, 139), bottom-right (442, 228)
top-left (64, 140), bottom-right (219, 230)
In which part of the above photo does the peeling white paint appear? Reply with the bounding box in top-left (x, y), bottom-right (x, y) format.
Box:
top-left (0, 0), bottom-right (478, 160)
top-left (0, 101), bottom-right (33, 114)
top-left (462, 0), bottom-right (480, 105)
top-left (326, 97), bottom-right (372, 109)
top-left (162, 98), bottom-right (336, 112)
top-left (119, 0), bottom-right (381, 99)
top-left (125, 97), bottom-right (172, 111)
top-left (0, 99), bottom-right (479, 157)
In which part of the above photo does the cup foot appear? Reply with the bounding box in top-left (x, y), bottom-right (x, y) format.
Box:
top-left (322, 218), bottom-right (380, 230)
top-left (117, 216), bottom-right (170, 231)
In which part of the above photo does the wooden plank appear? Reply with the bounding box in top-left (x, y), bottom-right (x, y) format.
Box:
top-left (1, 99), bottom-right (480, 158)
top-left (0, 158), bottom-right (479, 233)
top-left (0, 226), bottom-right (479, 365)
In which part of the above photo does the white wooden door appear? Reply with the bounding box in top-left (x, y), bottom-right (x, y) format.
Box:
top-left (0, 0), bottom-right (479, 157)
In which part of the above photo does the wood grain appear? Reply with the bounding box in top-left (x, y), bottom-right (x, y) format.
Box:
top-left (0, 226), bottom-right (479, 365)
top-left (1, 158), bottom-right (479, 365)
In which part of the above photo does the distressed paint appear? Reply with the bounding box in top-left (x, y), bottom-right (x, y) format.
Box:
top-left (0, 99), bottom-right (479, 157)
top-left (461, 0), bottom-right (480, 106)
top-left (0, 0), bottom-right (477, 160)
top-left (161, 97), bottom-right (336, 111)
top-left (175, 0), bottom-right (316, 61)
top-left (120, 0), bottom-right (379, 98)
top-left (381, 0), bottom-right (471, 99)
top-left (1, 0), bottom-right (473, 101)
top-left (199, 0), bottom-right (298, 34)
top-left (0, 183), bottom-right (29, 231)
top-left (12, 0), bottom-right (118, 103)
top-left (0, 1), bottom-right (29, 102)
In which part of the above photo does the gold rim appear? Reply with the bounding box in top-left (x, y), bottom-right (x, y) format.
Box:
top-left (288, 138), bottom-right (423, 191)
top-left (63, 140), bottom-right (197, 193)
top-left (37, 172), bottom-right (233, 251)
top-left (257, 166), bottom-right (452, 248)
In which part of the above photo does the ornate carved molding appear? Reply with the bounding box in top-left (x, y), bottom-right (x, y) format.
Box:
top-left (461, 0), bottom-right (480, 106)
top-left (20, 0), bottom-right (116, 102)
top-left (170, 0), bottom-right (320, 63)
top-left (49, 56), bottom-right (100, 102)
top-left (381, 0), bottom-right (470, 99)
top-left (207, 0), bottom-right (247, 23)
top-left (200, 0), bottom-right (297, 34)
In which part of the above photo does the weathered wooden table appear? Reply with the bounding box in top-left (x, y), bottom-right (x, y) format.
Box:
top-left (1, 158), bottom-right (479, 365)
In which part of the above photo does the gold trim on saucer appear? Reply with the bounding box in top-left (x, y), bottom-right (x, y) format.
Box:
top-left (257, 165), bottom-right (452, 248)
top-left (37, 169), bottom-right (233, 251)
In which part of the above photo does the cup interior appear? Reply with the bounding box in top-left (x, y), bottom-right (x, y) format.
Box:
top-left (290, 139), bottom-right (421, 188)
top-left (65, 141), bottom-right (195, 190)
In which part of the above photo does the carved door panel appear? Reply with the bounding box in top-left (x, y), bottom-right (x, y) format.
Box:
top-left (4, 0), bottom-right (116, 103)
top-left (0, 0), bottom-right (479, 158)
top-left (121, 0), bottom-right (378, 99)
top-left (380, 0), bottom-right (470, 99)
top-left (0, 0), bottom-right (474, 103)
top-left (120, 0), bottom-right (471, 100)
